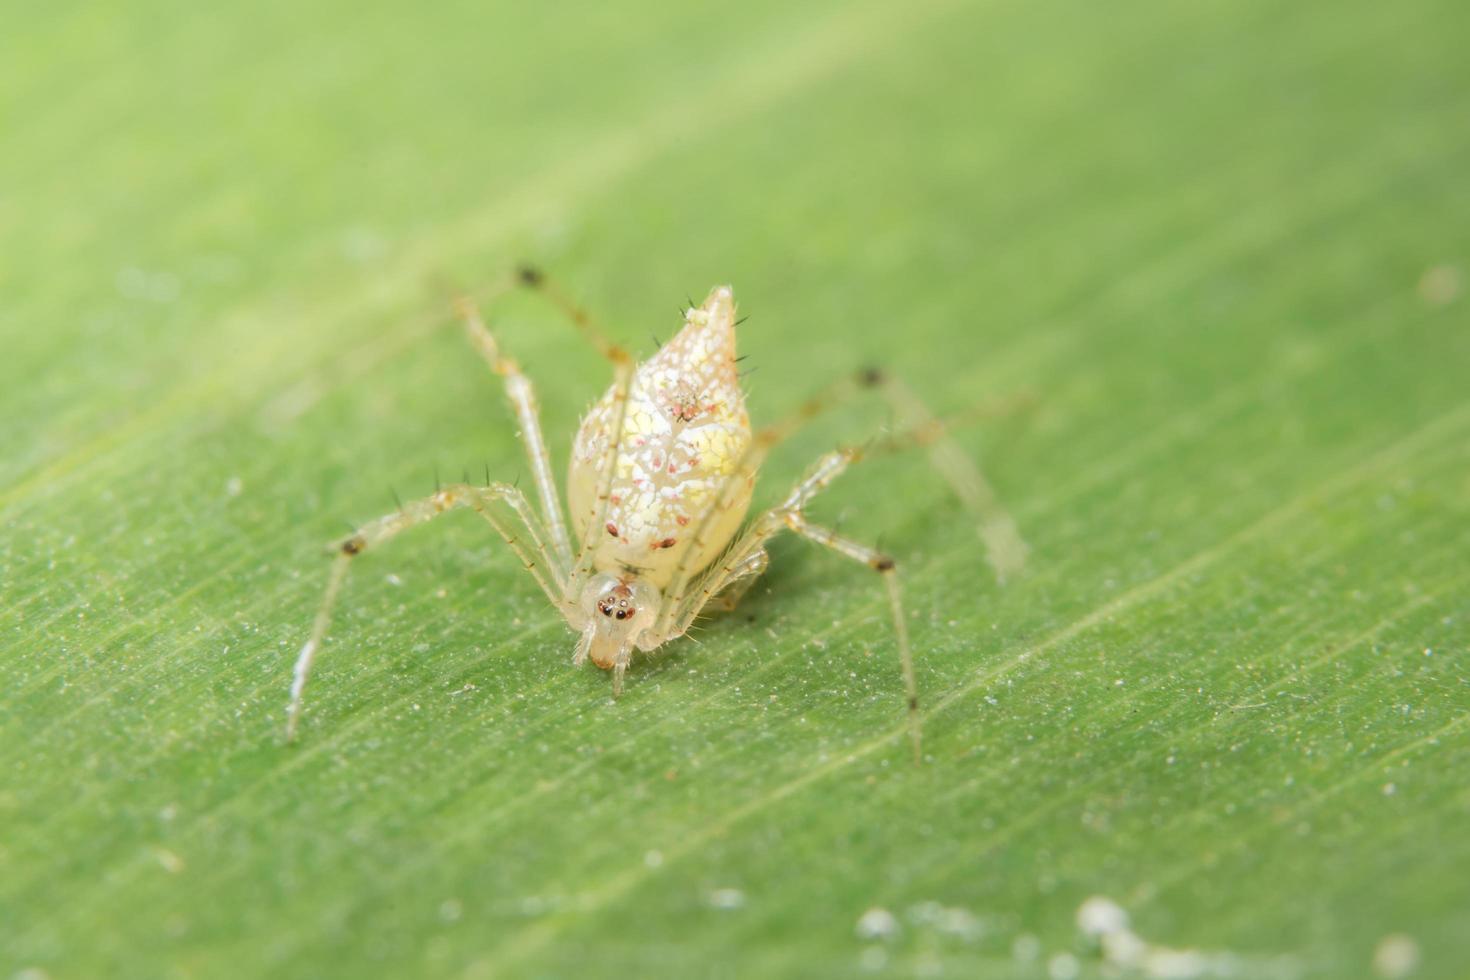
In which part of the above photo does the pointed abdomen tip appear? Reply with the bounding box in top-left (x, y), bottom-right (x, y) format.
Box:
top-left (702, 285), bottom-right (735, 319)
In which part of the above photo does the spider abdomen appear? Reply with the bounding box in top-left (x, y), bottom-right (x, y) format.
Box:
top-left (568, 286), bottom-right (753, 588)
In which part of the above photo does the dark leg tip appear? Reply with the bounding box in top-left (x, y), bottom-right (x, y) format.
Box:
top-left (873, 555), bottom-right (896, 572)
top-left (858, 366), bottom-right (886, 387)
top-left (516, 264), bottom-right (544, 287)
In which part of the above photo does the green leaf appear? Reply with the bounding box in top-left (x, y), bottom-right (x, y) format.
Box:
top-left (4, 0), bottom-right (1466, 977)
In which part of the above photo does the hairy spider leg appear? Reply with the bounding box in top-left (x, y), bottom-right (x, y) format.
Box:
top-left (648, 375), bottom-right (857, 640)
top-left (708, 550), bottom-right (770, 612)
top-left (497, 266), bottom-right (644, 607)
top-left (657, 446), bottom-right (921, 763)
top-left (285, 482), bottom-right (561, 741)
top-left (456, 298), bottom-right (577, 573)
top-left (647, 372), bottom-right (1031, 764)
top-left (563, 339), bottom-right (635, 594)
top-left (454, 266), bottom-right (635, 572)
top-left (868, 374), bottom-right (1029, 582)
top-left (513, 264), bottom-right (629, 366)
top-left (653, 368), bottom-right (1026, 640)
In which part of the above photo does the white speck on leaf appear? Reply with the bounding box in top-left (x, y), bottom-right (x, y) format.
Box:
top-left (1144, 948), bottom-right (1212, 978)
top-left (707, 888), bottom-right (745, 910)
top-left (1078, 895), bottom-right (1129, 937)
top-left (1048, 952), bottom-right (1080, 980)
top-left (1372, 934), bottom-right (1420, 978)
top-left (1012, 933), bottom-right (1041, 962)
top-left (908, 900), bottom-right (983, 941)
top-left (1076, 894), bottom-right (1282, 979)
top-left (856, 907), bottom-right (899, 941)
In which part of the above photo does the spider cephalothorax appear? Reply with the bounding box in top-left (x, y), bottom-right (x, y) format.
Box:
top-left (576, 573), bottom-right (660, 670)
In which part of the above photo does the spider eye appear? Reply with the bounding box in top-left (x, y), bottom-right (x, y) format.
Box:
top-left (615, 609), bottom-right (627, 620)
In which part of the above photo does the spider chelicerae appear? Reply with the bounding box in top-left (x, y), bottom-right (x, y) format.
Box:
top-left (286, 269), bottom-right (1026, 761)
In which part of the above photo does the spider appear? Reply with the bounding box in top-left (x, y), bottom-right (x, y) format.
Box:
top-left (286, 269), bottom-right (1027, 761)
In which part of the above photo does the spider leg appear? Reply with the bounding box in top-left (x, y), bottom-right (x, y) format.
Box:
top-left (864, 373), bottom-right (1029, 582)
top-left (655, 448), bottom-right (921, 764)
top-left (651, 381), bottom-right (866, 639)
top-left (514, 264), bottom-right (631, 367)
top-left (711, 550), bottom-right (770, 612)
top-left (655, 369), bottom-right (1025, 639)
top-left (456, 298), bottom-right (576, 571)
top-left (498, 266), bottom-right (640, 604)
top-left (286, 481), bottom-right (567, 741)
top-left (612, 645), bottom-right (632, 698)
top-left (564, 354), bottom-right (635, 604)
top-left (784, 513), bottom-right (917, 765)
top-left (662, 446), bottom-right (857, 636)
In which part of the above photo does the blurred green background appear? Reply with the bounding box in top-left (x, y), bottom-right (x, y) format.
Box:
top-left (2, 0), bottom-right (1467, 977)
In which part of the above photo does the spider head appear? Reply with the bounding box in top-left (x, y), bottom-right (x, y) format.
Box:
top-left (575, 573), bottom-right (660, 670)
